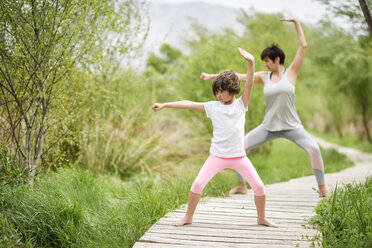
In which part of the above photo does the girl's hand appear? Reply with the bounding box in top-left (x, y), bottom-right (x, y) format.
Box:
top-left (200, 72), bottom-right (213, 81)
top-left (238, 47), bottom-right (254, 62)
top-left (152, 103), bottom-right (165, 112)
top-left (280, 18), bottom-right (297, 23)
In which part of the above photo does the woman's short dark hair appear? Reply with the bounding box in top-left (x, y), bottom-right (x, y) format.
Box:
top-left (212, 70), bottom-right (240, 96)
top-left (261, 44), bottom-right (285, 64)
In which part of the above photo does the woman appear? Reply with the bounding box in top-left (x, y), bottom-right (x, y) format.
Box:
top-left (200, 18), bottom-right (329, 197)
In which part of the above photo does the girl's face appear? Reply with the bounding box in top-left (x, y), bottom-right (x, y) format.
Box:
top-left (216, 90), bottom-right (234, 105)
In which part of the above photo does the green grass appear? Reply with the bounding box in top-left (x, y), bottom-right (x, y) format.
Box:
top-left (311, 131), bottom-right (372, 153)
top-left (0, 138), bottom-right (354, 247)
top-left (310, 177), bottom-right (372, 247)
top-left (0, 169), bottom-right (191, 247)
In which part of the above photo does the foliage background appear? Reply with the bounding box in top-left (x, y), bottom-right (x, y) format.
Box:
top-left (1, 0), bottom-right (372, 247)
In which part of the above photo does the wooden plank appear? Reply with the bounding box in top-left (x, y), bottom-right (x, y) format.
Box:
top-left (146, 231), bottom-right (315, 243)
top-left (170, 209), bottom-right (313, 221)
top-left (168, 210), bottom-right (315, 219)
top-left (199, 200), bottom-right (318, 207)
top-left (205, 197), bottom-right (320, 204)
top-left (191, 203), bottom-right (319, 214)
top-left (133, 241), bottom-right (301, 248)
top-left (155, 220), bottom-right (315, 233)
top-left (181, 206), bottom-right (315, 218)
top-left (138, 232), bottom-right (314, 246)
top-left (156, 220), bottom-right (314, 233)
top-left (165, 212), bottom-right (309, 224)
top-left (201, 202), bottom-right (318, 209)
top-left (147, 225), bottom-right (318, 239)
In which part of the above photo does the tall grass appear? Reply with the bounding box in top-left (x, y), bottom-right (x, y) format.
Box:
top-left (79, 107), bottom-right (204, 178)
top-left (80, 110), bottom-right (160, 177)
top-left (310, 177), bottom-right (372, 247)
top-left (0, 169), bottom-right (193, 247)
top-left (1, 170), bottom-right (98, 247)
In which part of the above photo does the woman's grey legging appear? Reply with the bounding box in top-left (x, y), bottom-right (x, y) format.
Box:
top-left (237, 124), bottom-right (325, 185)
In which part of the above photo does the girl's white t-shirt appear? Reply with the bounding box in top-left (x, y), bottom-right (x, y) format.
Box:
top-left (204, 97), bottom-right (248, 158)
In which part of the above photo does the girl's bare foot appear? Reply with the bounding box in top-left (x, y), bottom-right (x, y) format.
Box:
top-left (258, 218), bottom-right (279, 228)
top-left (173, 216), bottom-right (192, 227)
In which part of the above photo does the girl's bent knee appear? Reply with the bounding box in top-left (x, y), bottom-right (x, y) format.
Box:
top-left (253, 182), bottom-right (265, 196)
top-left (190, 181), bottom-right (203, 194)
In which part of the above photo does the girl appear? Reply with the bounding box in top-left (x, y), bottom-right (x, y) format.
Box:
top-left (152, 48), bottom-right (278, 228)
top-left (201, 18), bottom-right (329, 197)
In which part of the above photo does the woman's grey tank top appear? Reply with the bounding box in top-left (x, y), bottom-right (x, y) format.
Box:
top-left (262, 70), bottom-right (303, 131)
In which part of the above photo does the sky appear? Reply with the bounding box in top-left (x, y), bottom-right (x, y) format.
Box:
top-left (149, 0), bottom-right (329, 24)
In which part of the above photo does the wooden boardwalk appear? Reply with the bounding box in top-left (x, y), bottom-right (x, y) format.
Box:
top-left (133, 138), bottom-right (372, 247)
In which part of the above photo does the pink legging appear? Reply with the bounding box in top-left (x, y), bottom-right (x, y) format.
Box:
top-left (190, 154), bottom-right (265, 196)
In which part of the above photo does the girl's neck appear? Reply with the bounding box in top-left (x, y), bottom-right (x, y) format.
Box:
top-left (222, 97), bottom-right (235, 105)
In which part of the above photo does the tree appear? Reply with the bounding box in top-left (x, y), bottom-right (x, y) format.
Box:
top-left (317, 0), bottom-right (372, 35)
top-left (316, 0), bottom-right (372, 142)
top-left (333, 44), bottom-right (372, 142)
top-left (0, 0), bottom-right (148, 184)
top-left (359, 0), bottom-right (372, 33)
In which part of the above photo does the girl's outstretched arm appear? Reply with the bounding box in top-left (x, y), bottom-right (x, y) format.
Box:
top-left (281, 18), bottom-right (307, 83)
top-left (152, 100), bottom-right (205, 112)
top-left (238, 47), bottom-right (254, 108)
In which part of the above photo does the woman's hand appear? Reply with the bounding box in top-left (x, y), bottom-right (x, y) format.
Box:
top-left (200, 72), bottom-right (214, 81)
top-left (238, 47), bottom-right (254, 62)
top-left (152, 103), bottom-right (165, 112)
top-left (280, 18), bottom-right (297, 23)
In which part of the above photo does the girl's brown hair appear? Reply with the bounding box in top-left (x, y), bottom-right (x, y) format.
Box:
top-left (212, 70), bottom-right (240, 96)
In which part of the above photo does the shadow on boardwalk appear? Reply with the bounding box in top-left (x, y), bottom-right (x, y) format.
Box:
top-left (133, 137), bottom-right (372, 248)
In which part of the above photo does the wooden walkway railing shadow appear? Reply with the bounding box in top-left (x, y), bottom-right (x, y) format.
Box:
top-left (133, 138), bottom-right (372, 247)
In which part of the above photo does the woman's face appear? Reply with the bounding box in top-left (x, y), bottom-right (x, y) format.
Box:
top-left (263, 57), bottom-right (276, 71)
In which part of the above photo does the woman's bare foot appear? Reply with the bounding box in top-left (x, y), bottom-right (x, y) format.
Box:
top-left (318, 184), bottom-right (330, 197)
top-left (319, 189), bottom-right (330, 197)
top-left (229, 182), bottom-right (248, 194)
top-left (229, 186), bottom-right (248, 194)
top-left (258, 218), bottom-right (279, 228)
top-left (173, 216), bottom-right (192, 227)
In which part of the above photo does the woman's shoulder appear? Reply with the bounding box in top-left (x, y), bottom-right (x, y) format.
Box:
top-left (255, 71), bottom-right (269, 84)
top-left (258, 70), bottom-right (269, 75)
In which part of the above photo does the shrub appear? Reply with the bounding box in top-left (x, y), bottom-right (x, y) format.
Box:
top-left (310, 177), bottom-right (372, 247)
top-left (0, 144), bottom-right (27, 187)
